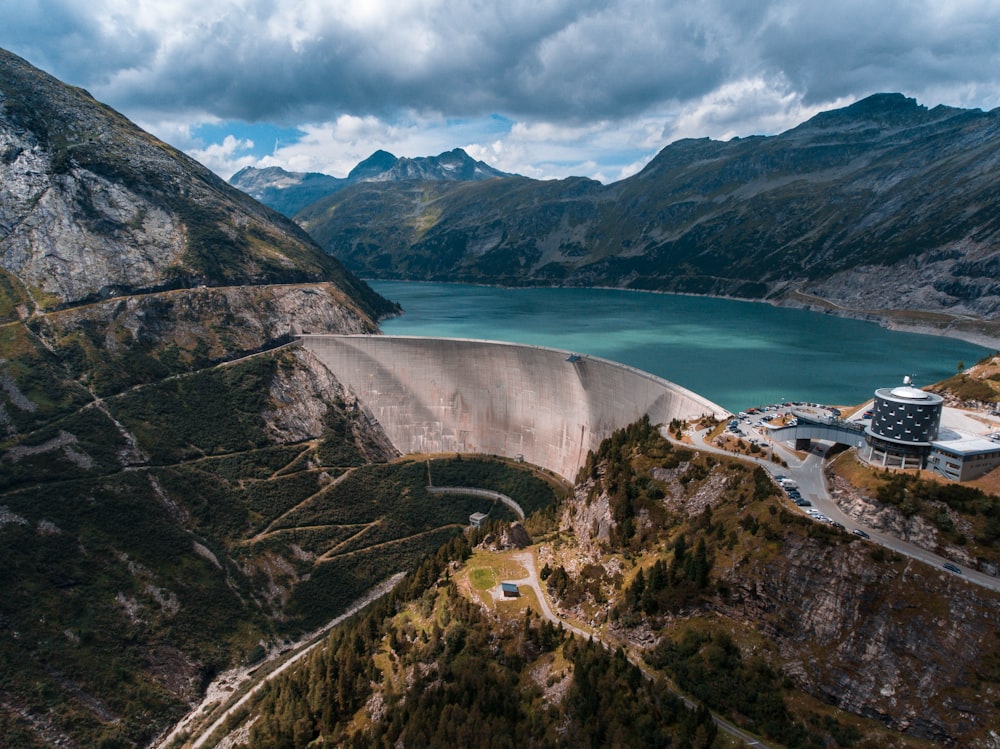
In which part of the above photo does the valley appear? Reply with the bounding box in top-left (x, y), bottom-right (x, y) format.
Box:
top-left (234, 96), bottom-right (1000, 347)
top-left (3, 45), bottom-right (1000, 748)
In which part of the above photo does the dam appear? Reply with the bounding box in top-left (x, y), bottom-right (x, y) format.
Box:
top-left (300, 335), bottom-right (729, 481)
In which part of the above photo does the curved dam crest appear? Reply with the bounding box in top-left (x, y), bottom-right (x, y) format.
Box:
top-left (300, 335), bottom-right (729, 481)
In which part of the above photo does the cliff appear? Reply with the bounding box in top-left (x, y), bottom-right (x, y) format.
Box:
top-left (0, 48), bottom-right (402, 748)
top-left (542, 423), bottom-right (1000, 746)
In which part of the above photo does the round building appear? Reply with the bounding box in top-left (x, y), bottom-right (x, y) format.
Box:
top-left (862, 379), bottom-right (943, 469)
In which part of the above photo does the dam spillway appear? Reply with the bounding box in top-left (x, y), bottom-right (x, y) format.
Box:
top-left (300, 335), bottom-right (729, 481)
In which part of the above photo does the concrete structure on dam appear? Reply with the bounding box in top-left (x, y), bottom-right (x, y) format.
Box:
top-left (300, 335), bottom-right (729, 481)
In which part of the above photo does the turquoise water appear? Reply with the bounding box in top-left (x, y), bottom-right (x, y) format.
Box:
top-left (370, 281), bottom-right (992, 414)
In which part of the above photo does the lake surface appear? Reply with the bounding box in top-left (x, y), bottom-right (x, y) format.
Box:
top-left (370, 281), bottom-right (992, 414)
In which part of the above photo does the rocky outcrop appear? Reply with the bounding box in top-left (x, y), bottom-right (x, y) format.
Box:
top-left (38, 283), bottom-right (378, 364)
top-left (263, 345), bottom-right (398, 462)
top-left (724, 535), bottom-right (1000, 744)
top-left (0, 48), bottom-right (395, 324)
top-left (0, 148), bottom-right (186, 303)
top-left (826, 471), bottom-right (940, 548)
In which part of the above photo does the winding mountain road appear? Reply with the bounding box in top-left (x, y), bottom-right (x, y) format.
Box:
top-left (508, 551), bottom-right (773, 748)
top-left (682, 426), bottom-right (1000, 594)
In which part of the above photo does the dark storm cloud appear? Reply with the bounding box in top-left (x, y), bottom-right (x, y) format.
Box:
top-left (3, 1), bottom-right (999, 182)
top-left (751, 1), bottom-right (1000, 106)
top-left (3, 1), bottom-right (998, 127)
top-left (4, 1), bottom-right (159, 90)
top-left (0, 1), bottom-right (754, 122)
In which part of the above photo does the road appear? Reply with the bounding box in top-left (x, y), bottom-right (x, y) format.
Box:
top-left (508, 551), bottom-right (773, 748)
top-left (684, 424), bottom-right (1000, 594)
top-left (156, 573), bottom-right (406, 749)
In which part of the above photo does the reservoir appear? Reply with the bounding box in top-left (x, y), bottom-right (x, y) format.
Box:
top-left (370, 281), bottom-right (992, 414)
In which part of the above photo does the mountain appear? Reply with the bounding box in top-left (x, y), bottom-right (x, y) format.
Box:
top-left (217, 420), bottom-right (1000, 748)
top-left (0, 48), bottom-right (406, 747)
top-left (226, 166), bottom-right (345, 219)
top-left (5, 47), bottom-right (999, 748)
top-left (298, 93), bottom-right (1000, 343)
top-left (230, 147), bottom-right (511, 217)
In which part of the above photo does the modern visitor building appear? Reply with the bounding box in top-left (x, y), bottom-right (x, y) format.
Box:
top-left (859, 378), bottom-right (1000, 481)
top-left (775, 377), bottom-right (1000, 481)
top-left (861, 380), bottom-right (944, 470)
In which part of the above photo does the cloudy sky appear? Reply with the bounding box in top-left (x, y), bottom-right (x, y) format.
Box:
top-left (3, 1), bottom-right (1000, 183)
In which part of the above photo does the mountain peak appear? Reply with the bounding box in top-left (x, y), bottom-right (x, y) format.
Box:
top-left (348, 149), bottom-right (399, 179)
top-left (795, 92), bottom-right (937, 132)
top-left (231, 147), bottom-right (513, 217)
top-left (372, 148), bottom-right (512, 182)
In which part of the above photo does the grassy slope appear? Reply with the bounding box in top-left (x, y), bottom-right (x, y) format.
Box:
top-left (0, 292), bottom-right (565, 747)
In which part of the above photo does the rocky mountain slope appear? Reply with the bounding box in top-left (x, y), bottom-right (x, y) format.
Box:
top-left (222, 419), bottom-right (1000, 748)
top-left (230, 147), bottom-right (511, 217)
top-left (540, 424), bottom-right (1000, 746)
top-left (298, 94), bottom-right (1000, 343)
top-left (0, 48), bottom-right (407, 748)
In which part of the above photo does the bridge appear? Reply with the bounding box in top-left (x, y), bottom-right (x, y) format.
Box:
top-left (766, 411), bottom-right (867, 450)
top-left (299, 335), bottom-right (728, 481)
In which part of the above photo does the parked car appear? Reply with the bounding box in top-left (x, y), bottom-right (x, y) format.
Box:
top-left (853, 528), bottom-right (870, 539)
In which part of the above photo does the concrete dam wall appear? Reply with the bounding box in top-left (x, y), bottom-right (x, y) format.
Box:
top-left (300, 335), bottom-right (729, 481)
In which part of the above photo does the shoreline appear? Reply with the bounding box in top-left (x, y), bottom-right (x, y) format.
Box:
top-left (371, 278), bottom-right (1000, 352)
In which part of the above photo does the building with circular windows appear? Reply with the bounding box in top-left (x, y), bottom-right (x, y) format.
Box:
top-left (861, 379), bottom-right (944, 469)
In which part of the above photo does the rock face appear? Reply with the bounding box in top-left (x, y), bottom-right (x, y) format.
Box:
top-left (263, 345), bottom-right (398, 462)
top-left (0, 48), bottom-right (394, 322)
top-left (0, 49), bottom-right (401, 749)
top-left (299, 93), bottom-right (1000, 332)
top-left (725, 534), bottom-right (1000, 744)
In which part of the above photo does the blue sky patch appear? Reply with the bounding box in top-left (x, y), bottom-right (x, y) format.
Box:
top-left (192, 121), bottom-right (306, 158)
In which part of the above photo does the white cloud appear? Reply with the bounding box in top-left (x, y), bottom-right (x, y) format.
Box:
top-left (187, 135), bottom-right (257, 176)
top-left (663, 77), bottom-right (852, 143)
top-left (4, 1), bottom-right (1000, 183)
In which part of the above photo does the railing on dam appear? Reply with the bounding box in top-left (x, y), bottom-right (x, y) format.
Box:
top-left (426, 486), bottom-right (524, 520)
top-left (299, 334), bottom-right (729, 481)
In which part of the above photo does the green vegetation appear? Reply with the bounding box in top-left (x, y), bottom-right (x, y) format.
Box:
top-left (874, 472), bottom-right (1000, 555)
top-left (0, 268), bottom-right (32, 323)
top-left (934, 372), bottom-right (998, 403)
top-left (0, 321), bottom-right (563, 747)
top-left (649, 627), bottom-right (855, 748)
top-left (617, 534), bottom-right (713, 617)
top-left (0, 324), bottom-right (93, 437)
top-left (110, 356), bottom-right (277, 462)
top-left (428, 454), bottom-right (562, 516)
top-left (241, 536), bottom-right (722, 749)
top-left (0, 472), bottom-right (262, 748)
